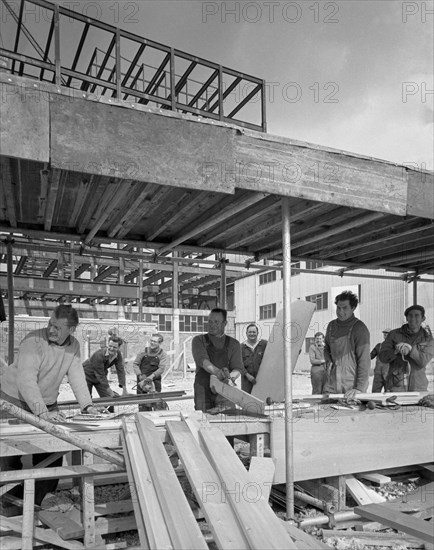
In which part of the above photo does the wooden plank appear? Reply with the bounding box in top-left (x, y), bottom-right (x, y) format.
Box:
top-left (0, 536), bottom-right (45, 549)
top-left (166, 420), bottom-right (249, 550)
top-left (199, 426), bottom-right (297, 549)
top-left (270, 408), bottom-right (434, 483)
top-left (50, 94), bottom-right (235, 193)
top-left (22, 478), bottom-right (35, 550)
top-left (38, 511), bottom-right (84, 540)
top-left (122, 420), bottom-right (166, 550)
top-left (354, 502), bottom-right (434, 543)
top-left (345, 475), bottom-right (386, 505)
top-left (0, 83), bottom-right (49, 162)
top-left (0, 463), bottom-right (124, 483)
top-left (252, 301), bottom-right (316, 402)
top-left (248, 457), bottom-right (275, 502)
top-left (136, 415), bottom-right (208, 550)
top-left (120, 437), bottom-right (148, 549)
top-left (322, 529), bottom-right (425, 548)
top-left (236, 131), bottom-right (408, 215)
top-left (0, 517), bottom-right (84, 549)
top-left (407, 168), bottom-right (434, 219)
top-left (210, 375), bottom-right (265, 415)
top-left (356, 472), bottom-right (392, 485)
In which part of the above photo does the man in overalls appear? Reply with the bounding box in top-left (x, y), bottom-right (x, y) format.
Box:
top-left (324, 291), bottom-right (371, 399)
top-left (192, 308), bottom-right (245, 412)
top-left (133, 333), bottom-right (169, 411)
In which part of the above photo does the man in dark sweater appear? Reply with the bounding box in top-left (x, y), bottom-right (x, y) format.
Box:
top-left (324, 290), bottom-right (371, 400)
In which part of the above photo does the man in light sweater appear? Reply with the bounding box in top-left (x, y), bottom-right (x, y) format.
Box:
top-left (324, 291), bottom-right (371, 400)
top-left (0, 304), bottom-right (98, 507)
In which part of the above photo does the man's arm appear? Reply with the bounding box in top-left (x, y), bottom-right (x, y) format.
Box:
top-left (67, 347), bottom-right (95, 411)
top-left (353, 322), bottom-right (371, 392)
top-left (309, 346), bottom-right (323, 366)
top-left (89, 353), bottom-right (113, 394)
top-left (113, 352), bottom-right (127, 388)
top-left (15, 337), bottom-right (50, 417)
top-left (407, 337), bottom-right (434, 370)
top-left (228, 339), bottom-right (247, 377)
top-left (191, 336), bottom-right (226, 380)
top-left (143, 350), bottom-right (169, 382)
top-left (132, 352), bottom-right (145, 376)
top-left (378, 332), bottom-right (398, 364)
top-left (370, 344), bottom-right (379, 360)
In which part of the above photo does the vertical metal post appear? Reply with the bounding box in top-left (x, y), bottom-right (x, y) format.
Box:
top-left (138, 254), bottom-right (143, 322)
top-left (282, 197), bottom-right (294, 520)
top-left (261, 78), bottom-right (267, 132)
top-left (172, 252), bottom-right (180, 366)
top-left (413, 278), bottom-right (418, 304)
top-left (53, 3), bottom-right (61, 86)
top-left (6, 236), bottom-right (15, 364)
top-left (170, 48), bottom-right (176, 111)
top-left (220, 255), bottom-right (227, 309)
top-left (218, 66), bottom-right (224, 121)
top-left (115, 28), bottom-right (121, 99)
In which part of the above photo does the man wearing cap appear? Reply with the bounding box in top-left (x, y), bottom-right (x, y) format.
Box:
top-left (370, 329), bottom-right (392, 393)
top-left (379, 305), bottom-right (434, 392)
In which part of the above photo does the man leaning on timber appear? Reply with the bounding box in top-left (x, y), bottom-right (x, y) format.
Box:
top-left (324, 291), bottom-right (371, 399)
top-left (0, 304), bottom-right (99, 507)
top-left (379, 304), bottom-right (434, 392)
top-left (192, 308), bottom-right (246, 412)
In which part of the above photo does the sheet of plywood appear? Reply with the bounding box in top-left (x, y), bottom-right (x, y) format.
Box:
top-left (166, 420), bottom-right (249, 550)
top-left (252, 301), bottom-right (316, 402)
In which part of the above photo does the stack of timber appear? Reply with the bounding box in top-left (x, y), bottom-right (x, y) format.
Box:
top-left (121, 413), bottom-right (328, 549)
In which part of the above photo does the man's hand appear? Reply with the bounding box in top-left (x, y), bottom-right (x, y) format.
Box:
top-left (246, 373), bottom-right (257, 385)
top-left (122, 386), bottom-right (129, 396)
top-left (85, 406), bottom-right (100, 415)
top-left (418, 394), bottom-right (434, 408)
top-left (344, 388), bottom-right (361, 401)
top-left (42, 410), bottom-right (67, 423)
top-left (139, 377), bottom-right (154, 391)
top-left (395, 342), bottom-right (412, 356)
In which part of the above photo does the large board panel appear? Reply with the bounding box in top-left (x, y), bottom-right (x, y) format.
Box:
top-left (252, 301), bottom-right (316, 402)
top-left (270, 407), bottom-right (434, 483)
top-left (0, 81), bottom-right (49, 162)
top-left (50, 95), bottom-right (235, 194)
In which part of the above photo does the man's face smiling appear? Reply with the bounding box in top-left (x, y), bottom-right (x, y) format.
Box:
top-left (246, 327), bottom-right (258, 344)
top-left (406, 310), bottom-right (425, 333)
top-left (47, 315), bottom-right (73, 345)
top-left (107, 340), bottom-right (120, 358)
top-left (149, 337), bottom-right (161, 351)
top-left (208, 312), bottom-right (226, 337)
top-left (336, 300), bottom-right (355, 322)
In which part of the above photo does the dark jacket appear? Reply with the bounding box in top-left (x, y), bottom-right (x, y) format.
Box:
top-left (379, 324), bottom-right (433, 391)
top-left (83, 349), bottom-right (126, 392)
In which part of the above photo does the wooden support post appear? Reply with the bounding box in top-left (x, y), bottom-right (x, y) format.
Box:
top-left (326, 476), bottom-right (347, 511)
top-left (250, 433), bottom-right (265, 458)
top-left (22, 478), bottom-right (35, 550)
top-left (81, 451), bottom-right (96, 548)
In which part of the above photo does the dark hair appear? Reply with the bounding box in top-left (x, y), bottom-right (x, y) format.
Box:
top-left (335, 291), bottom-right (359, 309)
top-left (314, 332), bottom-right (324, 338)
top-left (53, 305), bottom-right (79, 327)
top-left (151, 333), bottom-right (164, 343)
top-left (108, 335), bottom-right (123, 346)
top-left (210, 308), bottom-right (227, 322)
top-left (246, 323), bottom-right (259, 333)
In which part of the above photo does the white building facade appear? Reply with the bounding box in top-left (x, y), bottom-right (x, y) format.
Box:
top-left (234, 263), bottom-right (433, 372)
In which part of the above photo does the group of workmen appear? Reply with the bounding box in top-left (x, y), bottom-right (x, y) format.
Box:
top-left (0, 292), bottom-right (433, 508)
top-left (307, 291), bottom-right (434, 397)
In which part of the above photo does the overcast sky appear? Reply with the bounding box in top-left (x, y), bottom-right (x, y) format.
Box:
top-left (3, 0), bottom-right (433, 169)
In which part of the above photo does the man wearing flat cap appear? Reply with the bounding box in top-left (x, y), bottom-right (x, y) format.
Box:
top-left (370, 329), bottom-right (392, 393)
top-left (379, 305), bottom-right (434, 392)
